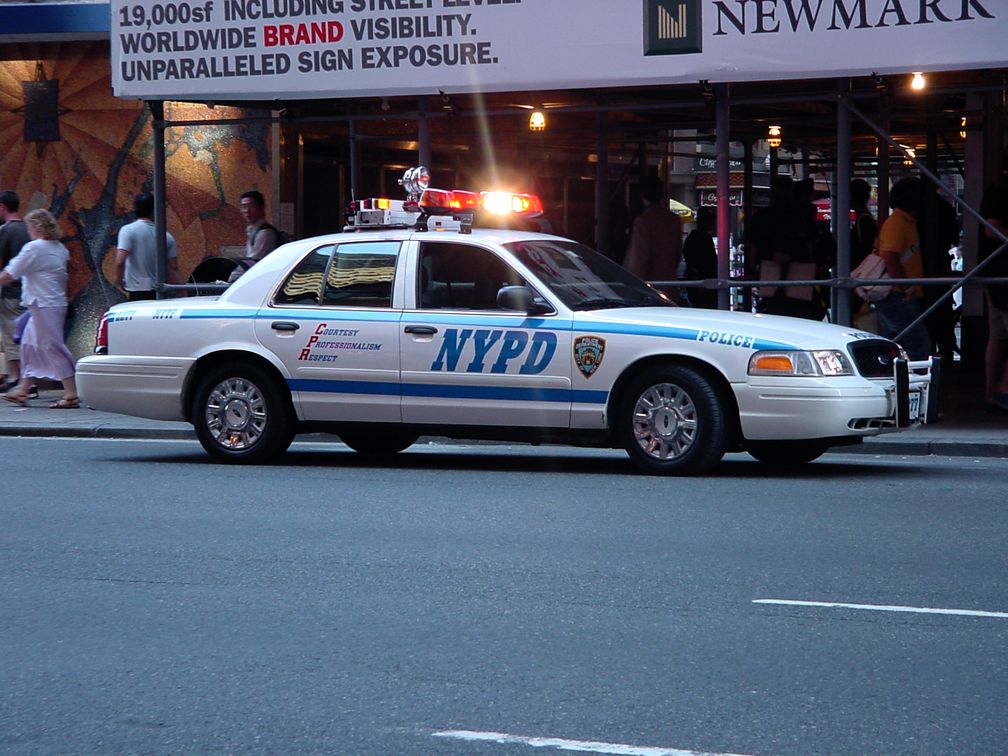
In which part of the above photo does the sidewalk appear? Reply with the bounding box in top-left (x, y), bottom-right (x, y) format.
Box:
top-left (0, 382), bottom-right (1006, 459)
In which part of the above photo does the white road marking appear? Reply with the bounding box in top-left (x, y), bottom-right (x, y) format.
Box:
top-left (753, 598), bottom-right (1008, 619)
top-left (431, 730), bottom-right (748, 756)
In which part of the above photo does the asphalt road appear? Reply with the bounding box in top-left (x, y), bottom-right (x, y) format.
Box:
top-left (2, 438), bottom-right (1007, 755)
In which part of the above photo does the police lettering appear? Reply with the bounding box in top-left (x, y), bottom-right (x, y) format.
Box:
top-left (696, 330), bottom-right (756, 348)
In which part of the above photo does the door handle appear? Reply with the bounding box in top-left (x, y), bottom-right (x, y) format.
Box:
top-left (404, 325), bottom-right (438, 335)
top-left (271, 321), bottom-right (300, 332)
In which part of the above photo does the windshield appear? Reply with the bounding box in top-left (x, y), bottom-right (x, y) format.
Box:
top-left (506, 239), bottom-right (674, 310)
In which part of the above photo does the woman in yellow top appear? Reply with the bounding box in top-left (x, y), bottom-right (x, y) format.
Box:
top-left (874, 177), bottom-right (931, 361)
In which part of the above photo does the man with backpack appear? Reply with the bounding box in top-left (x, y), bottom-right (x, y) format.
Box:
top-left (229, 189), bottom-right (286, 283)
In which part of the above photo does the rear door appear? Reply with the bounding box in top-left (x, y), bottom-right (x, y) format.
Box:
top-left (255, 239), bottom-right (404, 422)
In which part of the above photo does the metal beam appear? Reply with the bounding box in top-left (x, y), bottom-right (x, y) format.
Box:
top-left (835, 80), bottom-right (852, 326)
top-left (716, 84), bottom-right (731, 311)
top-left (148, 100), bottom-right (167, 299)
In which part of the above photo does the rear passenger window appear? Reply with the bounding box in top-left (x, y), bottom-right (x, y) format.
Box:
top-left (273, 242), bottom-right (401, 308)
top-left (275, 246), bottom-right (331, 306)
top-left (321, 241), bottom-right (400, 308)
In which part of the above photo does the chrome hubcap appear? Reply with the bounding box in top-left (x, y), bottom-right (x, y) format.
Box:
top-left (632, 382), bottom-right (698, 461)
top-left (204, 377), bottom-right (267, 450)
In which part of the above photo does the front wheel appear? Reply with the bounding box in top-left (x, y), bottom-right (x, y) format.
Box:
top-left (616, 364), bottom-right (726, 475)
top-left (192, 363), bottom-right (294, 464)
top-left (746, 440), bottom-right (829, 466)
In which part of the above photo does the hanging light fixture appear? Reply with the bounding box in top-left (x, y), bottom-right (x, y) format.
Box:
top-left (911, 72), bottom-right (926, 90)
top-left (767, 124), bottom-right (782, 149)
top-left (529, 109), bottom-right (546, 132)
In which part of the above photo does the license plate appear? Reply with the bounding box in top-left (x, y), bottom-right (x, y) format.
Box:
top-left (908, 391), bottom-right (921, 419)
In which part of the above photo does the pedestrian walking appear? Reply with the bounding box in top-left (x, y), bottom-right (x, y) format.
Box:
top-left (850, 178), bottom-right (878, 270)
top-left (682, 208), bottom-right (717, 309)
top-left (980, 159), bottom-right (1008, 411)
top-left (0, 190), bottom-right (32, 392)
top-left (623, 175), bottom-right (683, 300)
top-left (873, 177), bottom-right (930, 361)
top-left (115, 192), bottom-right (180, 300)
top-left (0, 209), bottom-right (78, 409)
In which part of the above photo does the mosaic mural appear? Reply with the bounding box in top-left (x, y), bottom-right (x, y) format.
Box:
top-left (0, 41), bottom-right (274, 359)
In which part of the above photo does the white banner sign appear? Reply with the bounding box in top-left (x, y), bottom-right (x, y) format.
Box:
top-left (111, 0), bottom-right (1006, 101)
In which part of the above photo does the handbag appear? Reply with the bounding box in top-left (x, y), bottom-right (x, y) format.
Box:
top-left (12, 309), bottom-right (29, 344)
top-left (851, 252), bottom-right (891, 302)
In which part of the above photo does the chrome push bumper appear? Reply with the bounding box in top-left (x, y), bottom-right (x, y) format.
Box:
top-left (892, 355), bottom-right (939, 428)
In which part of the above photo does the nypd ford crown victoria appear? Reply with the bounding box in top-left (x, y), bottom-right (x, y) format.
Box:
top-left (76, 172), bottom-right (933, 475)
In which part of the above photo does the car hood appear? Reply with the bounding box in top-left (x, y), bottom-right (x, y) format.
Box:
top-left (571, 307), bottom-right (880, 351)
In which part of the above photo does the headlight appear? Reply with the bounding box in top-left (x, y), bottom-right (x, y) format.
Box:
top-left (748, 350), bottom-right (854, 377)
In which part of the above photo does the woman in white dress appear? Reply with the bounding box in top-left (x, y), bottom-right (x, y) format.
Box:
top-left (0, 208), bottom-right (78, 408)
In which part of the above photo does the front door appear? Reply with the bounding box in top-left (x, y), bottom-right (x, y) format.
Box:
top-left (400, 240), bottom-right (572, 429)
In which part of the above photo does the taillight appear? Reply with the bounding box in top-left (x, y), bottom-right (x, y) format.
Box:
top-left (94, 312), bottom-right (109, 354)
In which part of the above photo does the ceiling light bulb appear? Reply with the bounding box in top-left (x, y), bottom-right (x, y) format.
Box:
top-left (767, 125), bottom-right (782, 149)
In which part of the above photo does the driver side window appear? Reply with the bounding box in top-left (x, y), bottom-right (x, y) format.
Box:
top-left (417, 242), bottom-right (526, 310)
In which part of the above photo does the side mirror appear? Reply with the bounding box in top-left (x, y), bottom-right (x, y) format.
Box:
top-left (496, 285), bottom-right (551, 314)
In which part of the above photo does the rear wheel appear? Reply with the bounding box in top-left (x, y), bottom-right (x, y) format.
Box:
top-left (192, 363), bottom-right (294, 463)
top-left (746, 440), bottom-right (830, 466)
top-left (339, 428), bottom-right (418, 457)
top-left (616, 365), bottom-right (726, 475)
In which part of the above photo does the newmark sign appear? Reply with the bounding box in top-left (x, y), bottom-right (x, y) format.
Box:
top-left (111, 0), bottom-right (1005, 101)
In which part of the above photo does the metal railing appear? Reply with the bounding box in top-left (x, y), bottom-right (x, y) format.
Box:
top-left (655, 262), bottom-right (1008, 343)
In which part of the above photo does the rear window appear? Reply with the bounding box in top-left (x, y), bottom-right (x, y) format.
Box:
top-left (275, 241), bottom-right (401, 308)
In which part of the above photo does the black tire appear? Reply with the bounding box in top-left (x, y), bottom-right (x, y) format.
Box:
top-left (746, 440), bottom-right (829, 466)
top-left (616, 364), bottom-right (726, 475)
top-left (192, 362), bottom-right (295, 463)
top-left (338, 428), bottom-right (419, 457)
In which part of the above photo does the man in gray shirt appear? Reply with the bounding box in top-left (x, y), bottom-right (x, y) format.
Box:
top-left (115, 192), bottom-right (180, 301)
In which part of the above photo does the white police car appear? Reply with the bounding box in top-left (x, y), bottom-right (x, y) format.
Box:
top-left (76, 169), bottom-right (933, 475)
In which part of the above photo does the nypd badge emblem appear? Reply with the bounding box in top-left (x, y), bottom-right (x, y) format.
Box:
top-left (574, 336), bottom-right (606, 379)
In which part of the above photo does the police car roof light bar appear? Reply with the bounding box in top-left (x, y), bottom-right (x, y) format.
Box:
top-left (345, 167), bottom-right (543, 232)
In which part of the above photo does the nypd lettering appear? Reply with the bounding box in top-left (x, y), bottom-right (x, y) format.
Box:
top-left (574, 335), bottom-right (605, 379)
top-left (108, 309), bottom-right (137, 323)
top-left (431, 328), bottom-right (556, 374)
top-left (696, 329), bottom-right (756, 349)
top-left (298, 322), bottom-right (382, 361)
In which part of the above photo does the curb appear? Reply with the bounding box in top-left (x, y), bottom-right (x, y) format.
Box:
top-left (0, 424), bottom-right (195, 440)
top-left (847, 439), bottom-right (1008, 458)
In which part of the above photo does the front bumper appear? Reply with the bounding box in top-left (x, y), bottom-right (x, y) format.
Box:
top-left (736, 356), bottom-right (934, 442)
